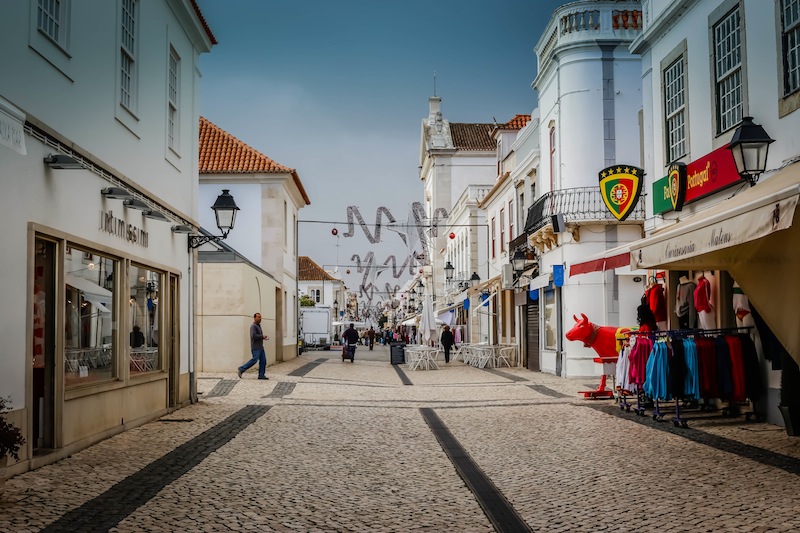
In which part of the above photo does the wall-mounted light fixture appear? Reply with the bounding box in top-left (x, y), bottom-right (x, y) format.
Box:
top-left (101, 187), bottom-right (133, 200)
top-left (44, 154), bottom-right (83, 169)
top-left (188, 189), bottom-right (240, 250)
top-left (123, 198), bottom-right (149, 211)
top-left (171, 224), bottom-right (193, 234)
top-left (142, 210), bottom-right (170, 222)
top-left (444, 261), bottom-right (480, 289)
top-left (727, 116), bottom-right (775, 187)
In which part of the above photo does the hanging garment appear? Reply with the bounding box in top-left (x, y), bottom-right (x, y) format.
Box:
top-left (683, 338), bottom-right (701, 401)
top-left (675, 281), bottom-right (697, 329)
top-left (738, 333), bottom-right (764, 401)
top-left (647, 284), bottom-right (667, 324)
top-left (725, 336), bottom-right (747, 403)
top-left (616, 345), bottom-right (633, 392)
top-left (697, 337), bottom-right (718, 399)
top-left (715, 336), bottom-right (733, 400)
top-left (669, 338), bottom-right (687, 399)
top-left (628, 336), bottom-right (653, 388)
top-left (644, 341), bottom-right (670, 401)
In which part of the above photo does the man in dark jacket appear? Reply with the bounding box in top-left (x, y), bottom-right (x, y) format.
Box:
top-left (440, 325), bottom-right (455, 363)
top-left (342, 323), bottom-right (359, 362)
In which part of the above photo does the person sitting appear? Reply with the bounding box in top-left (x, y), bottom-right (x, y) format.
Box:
top-left (130, 325), bottom-right (145, 348)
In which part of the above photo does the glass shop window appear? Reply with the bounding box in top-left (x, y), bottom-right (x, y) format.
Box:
top-left (129, 264), bottom-right (163, 375)
top-left (64, 247), bottom-right (117, 386)
top-left (543, 287), bottom-right (557, 350)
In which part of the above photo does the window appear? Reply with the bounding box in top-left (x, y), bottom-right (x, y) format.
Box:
top-left (37, 0), bottom-right (68, 48)
top-left (543, 288), bottom-right (557, 350)
top-left (120, 0), bottom-right (138, 111)
top-left (491, 217), bottom-right (496, 259)
top-left (129, 265), bottom-right (162, 376)
top-left (664, 56), bottom-right (687, 162)
top-left (65, 247), bottom-right (118, 386)
top-left (549, 127), bottom-right (556, 191)
top-left (783, 0), bottom-right (800, 95)
top-left (713, 8), bottom-right (742, 133)
top-left (508, 200), bottom-right (514, 239)
top-left (499, 208), bottom-right (505, 253)
top-left (167, 46), bottom-right (180, 151)
top-left (311, 289), bottom-right (321, 303)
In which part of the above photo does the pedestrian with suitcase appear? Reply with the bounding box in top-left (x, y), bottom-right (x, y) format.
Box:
top-left (342, 323), bottom-right (359, 363)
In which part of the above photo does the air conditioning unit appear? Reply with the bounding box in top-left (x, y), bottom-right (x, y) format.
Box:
top-left (501, 263), bottom-right (514, 290)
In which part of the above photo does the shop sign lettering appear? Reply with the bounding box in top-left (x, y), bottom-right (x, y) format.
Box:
top-left (652, 147), bottom-right (743, 214)
top-left (99, 210), bottom-right (148, 247)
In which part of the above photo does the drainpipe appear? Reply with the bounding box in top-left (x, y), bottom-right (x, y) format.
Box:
top-left (188, 252), bottom-right (196, 403)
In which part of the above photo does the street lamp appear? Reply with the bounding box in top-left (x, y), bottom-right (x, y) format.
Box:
top-left (188, 189), bottom-right (240, 249)
top-left (333, 299), bottom-right (339, 315)
top-left (511, 250), bottom-right (527, 274)
top-left (444, 261), bottom-right (455, 281)
top-left (727, 116), bottom-right (775, 187)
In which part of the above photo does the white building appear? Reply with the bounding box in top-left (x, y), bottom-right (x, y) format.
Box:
top-left (419, 96), bottom-right (496, 344)
top-left (198, 117), bottom-right (311, 362)
top-left (630, 0), bottom-right (800, 427)
top-left (298, 256), bottom-right (346, 339)
top-left (526, 0), bottom-right (645, 377)
top-left (0, 0), bottom-right (214, 475)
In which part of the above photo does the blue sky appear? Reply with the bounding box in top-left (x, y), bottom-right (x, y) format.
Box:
top-left (197, 0), bottom-right (568, 301)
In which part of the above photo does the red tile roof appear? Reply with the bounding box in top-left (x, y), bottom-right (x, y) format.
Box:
top-left (449, 123), bottom-right (496, 151)
top-left (199, 117), bottom-right (294, 174)
top-left (503, 114), bottom-right (531, 130)
top-left (199, 117), bottom-right (311, 205)
top-left (299, 257), bottom-right (337, 281)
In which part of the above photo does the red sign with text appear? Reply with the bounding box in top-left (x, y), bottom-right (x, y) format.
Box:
top-left (683, 146), bottom-right (743, 203)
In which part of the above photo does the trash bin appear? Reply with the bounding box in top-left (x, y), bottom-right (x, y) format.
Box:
top-left (390, 342), bottom-right (405, 365)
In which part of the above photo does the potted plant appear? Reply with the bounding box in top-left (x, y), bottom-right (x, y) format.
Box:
top-left (1, 395), bottom-right (26, 468)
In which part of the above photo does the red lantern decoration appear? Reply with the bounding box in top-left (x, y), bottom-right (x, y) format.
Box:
top-left (449, 232), bottom-right (455, 239)
top-left (331, 228), bottom-right (338, 236)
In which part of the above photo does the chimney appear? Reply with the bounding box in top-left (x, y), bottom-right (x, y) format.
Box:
top-left (428, 96), bottom-right (442, 122)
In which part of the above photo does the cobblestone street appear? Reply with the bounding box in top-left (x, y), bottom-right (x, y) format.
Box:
top-left (2, 346), bottom-right (800, 532)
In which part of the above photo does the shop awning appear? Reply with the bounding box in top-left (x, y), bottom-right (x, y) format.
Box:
top-left (88, 300), bottom-right (111, 314)
top-left (630, 164), bottom-right (800, 270)
top-left (65, 273), bottom-right (113, 305)
top-left (629, 162), bottom-right (800, 365)
top-left (528, 273), bottom-right (551, 290)
top-left (569, 243), bottom-right (635, 277)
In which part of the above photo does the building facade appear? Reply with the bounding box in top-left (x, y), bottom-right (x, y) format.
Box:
top-left (630, 0), bottom-right (800, 427)
top-left (0, 0), bottom-right (214, 475)
top-left (197, 117), bottom-right (311, 363)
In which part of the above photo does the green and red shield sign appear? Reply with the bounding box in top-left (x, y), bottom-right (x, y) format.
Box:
top-left (598, 165), bottom-right (644, 221)
top-left (668, 162), bottom-right (688, 211)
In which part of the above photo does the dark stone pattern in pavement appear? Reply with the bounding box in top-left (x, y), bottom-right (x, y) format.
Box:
top-left (526, 384), bottom-right (570, 398)
top-left (421, 407), bottom-right (532, 533)
top-left (39, 405), bottom-right (270, 533)
top-left (264, 381), bottom-right (296, 398)
top-left (204, 379), bottom-right (237, 398)
top-left (484, 368), bottom-right (529, 382)
top-left (393, 365), bottom-right (413, 385)
top-left (586, 403), bottom-right (800, 477)
top-left (288, 357), bottom-right (327, 377)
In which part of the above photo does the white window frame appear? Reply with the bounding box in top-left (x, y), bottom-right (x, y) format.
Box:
top-left (119, 0), bottom-right (138, 114)
top-left (37, 0), bottom-right (69, 49)
top-left (713, 7), bottom-right (743, 134)
top-left (783, 0), bottom-right (800, 95)
top-left (167, 46), bottom-right (180, 153)
top-left (664, 56), bottom-right (687, 163)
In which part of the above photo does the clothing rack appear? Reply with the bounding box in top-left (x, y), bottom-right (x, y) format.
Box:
top-left (621, 326), bottom-right (757, 427)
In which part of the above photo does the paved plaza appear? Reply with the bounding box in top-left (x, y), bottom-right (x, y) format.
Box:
top-left (2, 344), bottom-right (800, 532)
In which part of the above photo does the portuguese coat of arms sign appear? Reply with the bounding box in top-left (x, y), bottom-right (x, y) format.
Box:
top-left (598, 165), bottom-right (644, 221)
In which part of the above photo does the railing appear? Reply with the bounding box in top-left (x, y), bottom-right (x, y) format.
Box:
top-left (523, 186), bottom-right (645, 234)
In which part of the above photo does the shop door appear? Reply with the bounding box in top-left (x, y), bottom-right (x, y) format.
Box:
top-left (32, 237), bottom-right (56, 450)
top-left (168, 273), bottom-right (178, 408)
top-left (526, 302), bottom-right (540, 371)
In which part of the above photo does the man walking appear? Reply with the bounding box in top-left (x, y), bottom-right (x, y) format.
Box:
top-left (342, 323), bottom-right (359, 362)
top-left (237, 312), bottom-right (269, 379)
top-left (367, 326), bottom-right (376, 350)
top-left (440, 325), bottom-right (455, 363)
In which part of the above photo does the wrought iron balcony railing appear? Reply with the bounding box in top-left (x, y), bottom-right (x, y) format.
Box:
top-left (523, 186), bottom-right (645, 234)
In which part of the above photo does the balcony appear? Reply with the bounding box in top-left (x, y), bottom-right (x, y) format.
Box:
top-left (523, 185), bottom-right (645, 237)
